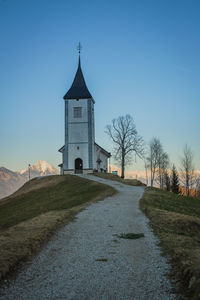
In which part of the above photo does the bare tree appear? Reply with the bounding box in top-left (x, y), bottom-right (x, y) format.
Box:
top-left (191, 172), bottom-right (200, 198)
top-left (146, 137), bottom-right (162, 186)
top-left (106, 115), bottom-right (144, 179)
top-left (180, 144), bottom-right (195, 196)
top-left (144, 159), bottom-right (149, 186)
top-left (195, 176), bottom-right (200, 199)
top-left (157, 151), bottom-right (169, 189)
top-left (146, 137), bottom-right (169, 188)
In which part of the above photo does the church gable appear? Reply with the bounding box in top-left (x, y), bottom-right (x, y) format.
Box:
top-left (94, 143), bottom-right (111, 173)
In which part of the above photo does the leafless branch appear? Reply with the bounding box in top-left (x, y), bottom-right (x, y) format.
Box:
top-left (105, 114), bottom-right (144, 178)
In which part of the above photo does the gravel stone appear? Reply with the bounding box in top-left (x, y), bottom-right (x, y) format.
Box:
top-left (0, 175), bottom-right (176, 300)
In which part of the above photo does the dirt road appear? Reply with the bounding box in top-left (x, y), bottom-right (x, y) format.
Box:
top-left (0, 175), bottom-right (176, 300)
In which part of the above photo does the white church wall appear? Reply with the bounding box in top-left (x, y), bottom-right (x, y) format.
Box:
top-left (68, 144), bottom-right (89, 169)
top-left (91, 102), bottom-right (95, 168)
top-left (68, 123), bottom-right (88, 143)
top-left (94, 145), bottom-right (108, 172)
top-left (66, 99), bottom-right (94, 171)
top-left (68, 99), bottom-right (88, 123)
top-left (93, 146), bottom-right (98, 170)
top-left (63, 149), bottom-right (65, 166)
top-left (91, 101), bottom-right (95, 140)
top-left (100, 153), bottom-right (108, 171)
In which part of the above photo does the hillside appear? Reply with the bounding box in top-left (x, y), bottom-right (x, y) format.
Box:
top-left (0, 167), bottom-right (25, 199)
top-left (0, 160), bottom-right (58, 199)
top-left (140, 187), bottom-right (200, 299)
top-left (92, 172), bottom-right (146, 186)
top-left (0, 175), bottom-right (115, 279)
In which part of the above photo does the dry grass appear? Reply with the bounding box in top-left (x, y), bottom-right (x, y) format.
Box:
top-left (0, 175), bottom-right (115, 229)
top-left (0, 175), bottom-right (115, 280)
top-left (92, 172), bottom-right (146, 186)
top-left (0, 176), bottom-right (66, 206)
top-left (140, 187), bottom-right (200, 300)
top-left (9, 176), bottom-right (66, 198)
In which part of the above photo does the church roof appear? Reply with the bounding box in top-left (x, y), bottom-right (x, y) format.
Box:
top-left (58, 143), bottom-right (111, 157)
top-left (63, 56), bottom-right (93, 100)
top-left (95, 142), bottom-right (111, 158)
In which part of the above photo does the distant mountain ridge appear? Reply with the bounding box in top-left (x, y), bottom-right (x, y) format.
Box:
top-left (18, 160), bottom-right (58, 178)
top-left (0, 161), bottom-right (59, 199)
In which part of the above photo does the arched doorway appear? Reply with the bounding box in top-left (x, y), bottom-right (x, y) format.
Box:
top-left (75, 158), bottom-right (83, 174)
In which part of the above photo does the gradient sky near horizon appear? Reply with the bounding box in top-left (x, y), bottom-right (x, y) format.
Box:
top-left (1, 0), bottom-right (200, 172)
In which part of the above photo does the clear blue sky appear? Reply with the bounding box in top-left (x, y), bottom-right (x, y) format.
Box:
top-left (1, 0), bottom-right (200, 171)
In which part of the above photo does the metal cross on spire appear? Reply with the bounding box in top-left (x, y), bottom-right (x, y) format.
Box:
top-left (77, 42), bottom-right (82, 54)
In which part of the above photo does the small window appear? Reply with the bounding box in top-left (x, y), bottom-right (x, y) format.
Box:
top-left (74, 107), bottom-right (82, 118)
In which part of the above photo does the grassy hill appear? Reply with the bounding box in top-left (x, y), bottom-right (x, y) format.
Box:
top-left (92, 172), bottom-right (146, 186)
top-left (0, 175), bottom-right (115, 280)
top-left (140, 187), bottom-right (200, 299)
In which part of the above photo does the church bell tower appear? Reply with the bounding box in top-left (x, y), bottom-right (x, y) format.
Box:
top-left (61, 47), bottom-right (95, 174)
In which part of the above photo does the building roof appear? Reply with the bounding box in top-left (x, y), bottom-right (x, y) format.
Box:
top-left (58, 143), bottom-right (111, 158)
top-left (63, 56), bottom-right (93, 100)
top-left (58, 145), bottom-right (65, 153)
top-left (94, 142), bottom-right (111, 158)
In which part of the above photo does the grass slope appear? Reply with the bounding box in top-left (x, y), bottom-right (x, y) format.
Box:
top-left (92, 173), bottom-right (146, 186)
top-left (0, 175), bottom-right (115, 280)
top-left (140, 187), bottom-right (200, 300)
top-left (0, 175), bottom-right (115, 229)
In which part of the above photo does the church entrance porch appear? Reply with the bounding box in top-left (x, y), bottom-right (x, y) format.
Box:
top-left (75, 158), bottom-right (83, 174)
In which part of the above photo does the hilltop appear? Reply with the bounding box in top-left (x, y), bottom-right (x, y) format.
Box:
top-left (0, 160), bottom-right (58, 199)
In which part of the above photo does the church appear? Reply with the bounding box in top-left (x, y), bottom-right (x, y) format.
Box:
top-left (58, 51), bottom-right (111, 175)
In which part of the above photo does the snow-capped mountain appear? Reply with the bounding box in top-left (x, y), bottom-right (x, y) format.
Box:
top-left (0, 161), bottom-right (59, 199)
top-left (19, 160), bottom-right (59, 179)
top-left (32, 160), bottom-right (58, 174)
top-left (0, 167), bottom-right (26, 199)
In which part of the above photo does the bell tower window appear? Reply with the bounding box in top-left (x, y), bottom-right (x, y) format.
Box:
top-left (74, 107), bottom-right (82, 118)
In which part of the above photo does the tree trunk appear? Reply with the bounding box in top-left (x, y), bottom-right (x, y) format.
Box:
top-left (151, 167), bottom-right (156, 187)
top-left (121, 149), bottom-right (125, 179)
top-left (145, 163), bottom-right (148, 186)
top-left (150, 160), bottom-right (153, 186)
top-left (186, 171), bottom-right (190, 196)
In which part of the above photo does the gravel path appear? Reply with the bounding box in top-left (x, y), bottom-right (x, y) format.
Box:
top-left (0, 175), bottom-right (176, 300)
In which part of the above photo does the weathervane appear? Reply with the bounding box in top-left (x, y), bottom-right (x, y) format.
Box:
top-left (77, 42), bottom-right (82, 54)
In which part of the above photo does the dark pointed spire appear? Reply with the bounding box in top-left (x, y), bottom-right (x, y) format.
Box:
top-left (78, 53), bottom-right (81, 67)
top-left (64, 45), bottom-right (92, 100)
